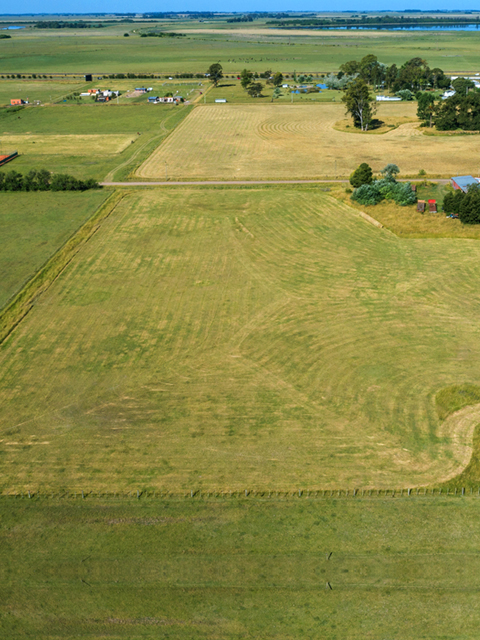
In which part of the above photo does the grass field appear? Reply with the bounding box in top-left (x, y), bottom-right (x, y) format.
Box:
top-left (0, 78), bottom-right (87, 106)
top-left (138, 103), bottom-right (480, 180)
top-left (0, 103), bottom-right (191, 179)
top-left (0, 191), bottom-right (109, 310)
top-left (206, 80), bottom-right (341, 104)
top-left (5, 25), bottom-right (480, 74)
top-left (3, 187), bottom-right (480, 492)
top-left (3, 496), bottom-right (480, 638)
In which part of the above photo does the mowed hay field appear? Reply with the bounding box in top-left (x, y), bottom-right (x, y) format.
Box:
top-left (3, 188), bottom-right (480, 492)
top-left (138, 103), bottom-right (480, 180)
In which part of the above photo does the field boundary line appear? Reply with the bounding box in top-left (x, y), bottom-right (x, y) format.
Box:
top-left (104, 105), bottom-right (193, 182)
top-left (2, 487), bottom-right (480, 500)
top-left (0, 190), bottom-right (126, 347)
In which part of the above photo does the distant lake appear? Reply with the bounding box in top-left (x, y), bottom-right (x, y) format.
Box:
top-left (1, 26), bottom-right (26, 30)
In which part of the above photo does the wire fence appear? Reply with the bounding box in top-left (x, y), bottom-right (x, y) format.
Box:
top-left (1, 487), bottom-right (480, 500)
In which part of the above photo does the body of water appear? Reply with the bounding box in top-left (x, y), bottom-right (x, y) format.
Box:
top-left (1, 26), bottom-right (26, 30)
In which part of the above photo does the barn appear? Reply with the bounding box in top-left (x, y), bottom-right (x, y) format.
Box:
top-left (451, 175), bottom-right (479, 193)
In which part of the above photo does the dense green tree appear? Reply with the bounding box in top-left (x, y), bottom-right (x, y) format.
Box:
top-left (459, 185), bottom-right (480, 224)
top-left (394, 58), bottom-right (430, 92)
top-left (3, 170), bottom-right (23, 191)
top-left (434, 92), bottom-right (480, 131)
top-left (246, 82), bottom-right (264, 98)
top-left (207, 63), bottom-right (223, 87)
top-left (342, 78), bottom-right (375, 131)
top-left (429, 67), bottom-right (450, 89)
top-left (350, 162), bottom-right (373, 188)
top-left (416, 92), bottom-right (436, 127)
top-left (385, 64), bottom-right (398, 89)
top-left (240, 68), bottom-right (254, 89)
top-left (359, 54), bottom-right (385, 87)
top-left (340, 60), bottom-right (360, 76)
top-left (452, 77), bottom-right (475, 96)
top-left (272, 72), bottom-right (284, 87)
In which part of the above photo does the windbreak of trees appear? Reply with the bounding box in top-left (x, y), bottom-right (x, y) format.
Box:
top-left (140, 32), bottom-right (185, 38)
top-left (34, 21), bottom-right (105, 29)
top-left (339, 55), bottom-right (449, 92)
top-left (0, 170), bottom-right (100, 192)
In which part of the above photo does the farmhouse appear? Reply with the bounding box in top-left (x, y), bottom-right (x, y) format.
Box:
top-left (451, 175), bottom-right (479, 192)
top-left (10, 99), bottom-right (25, 106)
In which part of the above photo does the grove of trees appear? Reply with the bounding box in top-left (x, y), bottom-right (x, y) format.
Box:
top-left (444, 185), bottom-right (480, 224)
top-left (350, 164), bottom-right (416, 206)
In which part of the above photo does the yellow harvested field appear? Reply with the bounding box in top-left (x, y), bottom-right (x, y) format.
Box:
top-left (1, 134), bottom-right (136, 156)
top-left (138, 103), bottom-right (480, 180)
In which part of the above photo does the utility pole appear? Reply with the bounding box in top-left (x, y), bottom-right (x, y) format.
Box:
top-left (165, 161), bottom-right (168, 181)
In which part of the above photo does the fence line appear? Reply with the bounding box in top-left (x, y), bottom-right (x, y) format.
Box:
top-left (1, 486), bottom-right (479, 500)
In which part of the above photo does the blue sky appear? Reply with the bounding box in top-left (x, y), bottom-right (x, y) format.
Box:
top-left (5, 2), bottom-right (480, 15)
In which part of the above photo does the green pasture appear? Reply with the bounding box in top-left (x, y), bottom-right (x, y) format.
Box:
top-left (0, 191), bottom-right (108, 310)
top-left (206, 80), bottom-right (339, 104)
top-left (0, 103), bottom-right (191, 179)
top-left (4, 26), bottom-right (480, 74)
top-left (2, 496), bottom-right (480, 638)
top-left (3, 187), bottom-right (480, 493)
top-left (0, 78), bottom-right (87, 106)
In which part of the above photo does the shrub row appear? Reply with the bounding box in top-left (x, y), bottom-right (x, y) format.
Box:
top-left (0, 169), bottom-right (100, 192)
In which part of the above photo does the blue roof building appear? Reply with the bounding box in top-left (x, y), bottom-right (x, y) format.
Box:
top-left (451, 175), bottom-right (479, 193)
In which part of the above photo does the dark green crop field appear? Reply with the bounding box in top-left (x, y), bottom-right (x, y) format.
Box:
top-left (0, 191), bottom-right (108, 309)
top-left (2, 496), bottom-right (480, 639)
top-left (3, 25), bottom-right (480, 74)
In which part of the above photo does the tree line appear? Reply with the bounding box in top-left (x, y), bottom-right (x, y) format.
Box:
top-left (417, 79), bottom-right (480, 130)
top-left (0, 170), bottom-right (100, 192)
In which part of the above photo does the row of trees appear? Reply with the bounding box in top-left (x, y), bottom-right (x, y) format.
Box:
top-left (350, 164), bottom-right (417, 206)
top-left (0, 169), bottom-right (100, 192)
top-left (339, 55), bottom-right (449, 92)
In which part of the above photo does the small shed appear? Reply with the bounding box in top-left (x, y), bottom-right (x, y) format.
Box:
top-left (0, 151), bottom-right (18, 167)
top-left (215, 98), bottom-right (227, 103)
top-left (428, 199), bottom-right (437, 213)
top-left (451, 175), bottom-right (479, 193)
top-left (417, 200), bottom-right (425, 213)
top-left (84, 74), bottom-right (92, 82)
top-left (148, 96), bottom-right (159, 103)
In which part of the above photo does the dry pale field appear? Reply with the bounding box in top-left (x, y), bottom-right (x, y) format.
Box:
top-left (1, 134), bottom-right (136, 156)
top-left (138, 103), bottom-right (480, 180)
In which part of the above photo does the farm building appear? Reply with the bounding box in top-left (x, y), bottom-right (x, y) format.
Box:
top-left (451, 175), bottom-right (479, 192)
top-left (376, 95), bottom-right (401, 102)
top-left (10, 99), bottom-right (25, 106)
top-left (0, 151), bottom-right (18, 167)
top-left (148, 96), bottom-right (159, 103)
top-left (215, 98), bottom-right (227, 103)
top-left (84, 74), bottom-right (92, 82)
